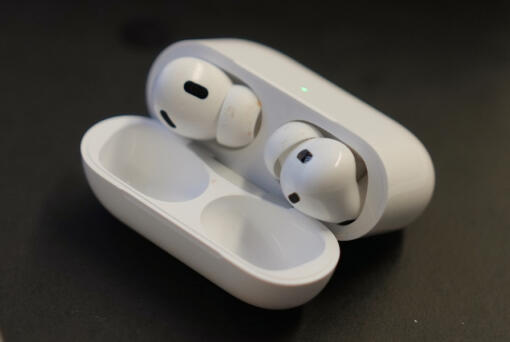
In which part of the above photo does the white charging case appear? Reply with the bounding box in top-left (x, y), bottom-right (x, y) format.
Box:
top-left (81, 39), bottom-right (434, 309)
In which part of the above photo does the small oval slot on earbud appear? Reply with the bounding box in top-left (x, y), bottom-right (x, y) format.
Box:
top-left (160, 110), bottom-right (176, 128)
top-left (184, 81), bottom-right (208, 99)
top-left (297, 149), bottom-right (313, 163)
top-left (288, 193), bottom-right (300, 203)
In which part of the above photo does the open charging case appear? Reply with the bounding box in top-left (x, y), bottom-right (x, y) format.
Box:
top-left (81, 39), bottom-right (434, 309)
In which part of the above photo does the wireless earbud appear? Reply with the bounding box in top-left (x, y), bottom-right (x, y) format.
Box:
top-left (151, 57), bottom-right (261, 148)
top-left (265, 122), bottom-right (361, 223)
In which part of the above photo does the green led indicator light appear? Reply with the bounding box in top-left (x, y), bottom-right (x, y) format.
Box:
top-left (300, 86), bottom-right (309, 92)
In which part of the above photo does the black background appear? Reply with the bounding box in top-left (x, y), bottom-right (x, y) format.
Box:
top-left (1, 1), bottom-right (509, 341)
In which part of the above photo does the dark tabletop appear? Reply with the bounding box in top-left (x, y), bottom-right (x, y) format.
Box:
top-left (1, 1), bottom-right (509, 341)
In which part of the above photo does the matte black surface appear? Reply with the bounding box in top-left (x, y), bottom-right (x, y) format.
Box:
top-left (1, 1), bottom-right (509, 341)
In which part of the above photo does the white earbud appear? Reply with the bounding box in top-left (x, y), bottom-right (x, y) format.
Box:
top-left (264, 122), bottom-right (361, 223)
top-left (151, 57), bottom-right (261, 147)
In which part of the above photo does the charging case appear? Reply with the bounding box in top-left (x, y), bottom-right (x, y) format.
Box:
top-left (81, 39), bottom-right (434, 309)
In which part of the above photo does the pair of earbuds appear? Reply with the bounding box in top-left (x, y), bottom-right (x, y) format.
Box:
top-left (151, 57), bottom-right (361, 224)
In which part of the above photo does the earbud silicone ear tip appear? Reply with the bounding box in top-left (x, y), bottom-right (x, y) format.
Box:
top-left (216, 85), bottom-right (261, 148)
top-left (264, 121), bottom-right (322, 178)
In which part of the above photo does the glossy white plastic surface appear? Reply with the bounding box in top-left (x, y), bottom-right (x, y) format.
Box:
top-left (153, 57), bottom-right (232, 139)
top-left (280, 138), bottom-right (361, 223)
top-left (147, 39), bottom-right (435, 240)
top-left (82, 39), bottom-right (435, 309)
top-left (81, 116), bottom-right (340, 309)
